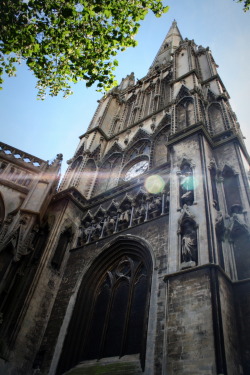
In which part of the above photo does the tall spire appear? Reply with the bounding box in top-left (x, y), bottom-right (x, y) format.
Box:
top-left (149, 20), bottom-right (183, 71)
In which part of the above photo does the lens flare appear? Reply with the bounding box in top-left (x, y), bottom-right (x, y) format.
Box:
top-left (180, 176), bottom-right (199, 190)
top-left (144, 175), bottom-right (165, 194)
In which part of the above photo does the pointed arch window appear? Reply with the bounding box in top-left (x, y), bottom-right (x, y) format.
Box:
top-left (208, 103), bottom-right (225, 135)
top-left (143, 91), bottom-right (151, 118)
top-left (126, 139), bottom-right (151, 164)
top-left (153, 126), bottom-right (170, 166)
top-left (51, 228), bottom-right (72, 270)
top-left (56, 238), bottom-right (152, 374)
top-left (176, 98), bottom-right (194, 131)
top-left (82, 159), bottom-right (96, 198)
top-left (94, 154), bottom-right (122, 195)
top-left (112, 118), bottom-right (121, 135)
top-left (159, 77), bottom-right (170, 108)
top-left (71, 156), bottom-right (82, 171)
top-left (32, 224), bottom-right (50, 264)
top-left (124, 101), bottom-right (133, 128)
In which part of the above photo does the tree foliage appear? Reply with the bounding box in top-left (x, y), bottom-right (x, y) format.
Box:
top-left (0, 0), bottom-right (169, 98)
top-left (236, 0), bottom-right (250, 11)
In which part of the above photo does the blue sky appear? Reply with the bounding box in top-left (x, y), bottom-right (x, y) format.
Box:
top-left (1, 0), bottom-right (250, 175)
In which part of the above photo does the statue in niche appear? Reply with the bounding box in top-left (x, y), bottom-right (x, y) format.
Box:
top-left (215, 211), bottom-right (225, 242)
top-left (81, 219), bottom-right (93, 243)
top-left (91, 220), bottom-right (102, 241)
top-left (229, 204), bottom-right (249, 234)
top-left (134, 201), bottom-right (146, 224)
top-left (118, 205), bottom-right (131, 230)
top-left (179, 163), bottom-right (194, 207)
top-left (148, 196), bottom-right (161, 219)
top-left (181, 220), bottom-right (197, 266)
top-left (104, 213), bottom-right (117, 236)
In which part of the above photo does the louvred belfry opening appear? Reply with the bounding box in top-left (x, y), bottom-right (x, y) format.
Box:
top-left (56, 237), bottom-right (153, 374)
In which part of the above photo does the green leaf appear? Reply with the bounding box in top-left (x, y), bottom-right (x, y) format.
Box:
top-left (0, 0), bottom-right (169, 98)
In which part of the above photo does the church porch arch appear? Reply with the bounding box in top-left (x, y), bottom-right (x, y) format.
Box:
top-left (50, 235), bottom-right (157, 375)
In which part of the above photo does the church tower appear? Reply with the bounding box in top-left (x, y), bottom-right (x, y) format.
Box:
top-left (1, 21), bottom-right (250, 375)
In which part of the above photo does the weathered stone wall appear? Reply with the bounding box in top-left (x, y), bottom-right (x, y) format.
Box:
top-left (2, 197), bottom-right (83, 375)
top-left (234, 280), bottom-right (250, 375)
top-left (165, 267), bottom-right (216, 375)
top-left (218, 273), bottom-right (242, 375)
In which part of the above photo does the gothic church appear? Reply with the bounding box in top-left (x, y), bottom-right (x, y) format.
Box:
top-left (0, 21), bottom-right (250, 375)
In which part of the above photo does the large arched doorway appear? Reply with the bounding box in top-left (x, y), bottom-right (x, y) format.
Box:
top-left (57, 237), bottom-right (153, 374)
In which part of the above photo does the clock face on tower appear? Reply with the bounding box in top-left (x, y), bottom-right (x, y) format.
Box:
top-left (124, 160), bottom-right (149, 181)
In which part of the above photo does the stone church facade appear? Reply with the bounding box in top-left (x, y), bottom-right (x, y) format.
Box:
top-left (0, 21), bottom-right (250, 375)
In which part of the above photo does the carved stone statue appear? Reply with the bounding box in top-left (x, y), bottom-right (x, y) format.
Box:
top-left (181, 221), bottom-right (197, 265)
top-left (215, 211), bottom-right (225, 241)
top-left (148, 196), bottom-right (161, 218)
top-left (105, 214), bottom-right (116, 235)
top-left (91, 221), bottom-right (102, 241)
top-left (134, 204), bottom-right (146, 224)
top-left (81, 220), bottom-right (92, 243)
top-left (119, 207), bottom-right (131, 230)
top-left (181, 232), bottom-right (196, 262)
top-left (229, 204), bottom-right (249, 236)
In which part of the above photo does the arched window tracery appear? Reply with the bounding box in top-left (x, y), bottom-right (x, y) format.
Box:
top-left (123, 99), bottom-right (134, 128)
top-left (125, 139), bottom-right (151, 165)
top-left (51, 227), bottom-right (72, 270)
top-left (208, 103), bottom-right (225, 135)
top-left (56, 238), bottom-right (153, 375)
top-left (153, 126), bottom-right (170, 166)
top-left (176, 97), bottom-right (195, 131)
top-left (71, 156), bottom-right (83, 171)
top-left (143, 91), bottom-right (151, 118)
top-left (81, 159), bottom-right (97, 198)
top-left (94, 153), bottom-right (123, 196)
top-left (159, 77), bottom-right (170, 109)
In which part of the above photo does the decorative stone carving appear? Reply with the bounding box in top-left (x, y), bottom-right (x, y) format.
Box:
top-left (228, 205), bottom-right (249, 238)
top-left (0, 214), bottom-right (34, 261)
top-left (215, 211), bottom-right (225, 241)
top-left (0, 213), bottom-right (14, 243)
top-left (118, 208), bottom-right (131, 230)
top-left (181, 229), bottom-right (197, 263)
top-left (148, 196), bottom-right (162, 219)
top-left (133, 203), bottom-right (146, 225)
top-left (180, 221), bottom-right (197, 268)
top-left (178, 205), bottom-right (198, 269)
top-left (91, 220), bottom-right (102, 241)
top-left (78, 190), bottom-right (167, 245)
top-left (104, 214), bottom-right (117, 236)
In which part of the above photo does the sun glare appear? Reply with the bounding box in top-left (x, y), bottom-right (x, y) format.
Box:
top-left (144, 175), bottom-right (165, 194)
